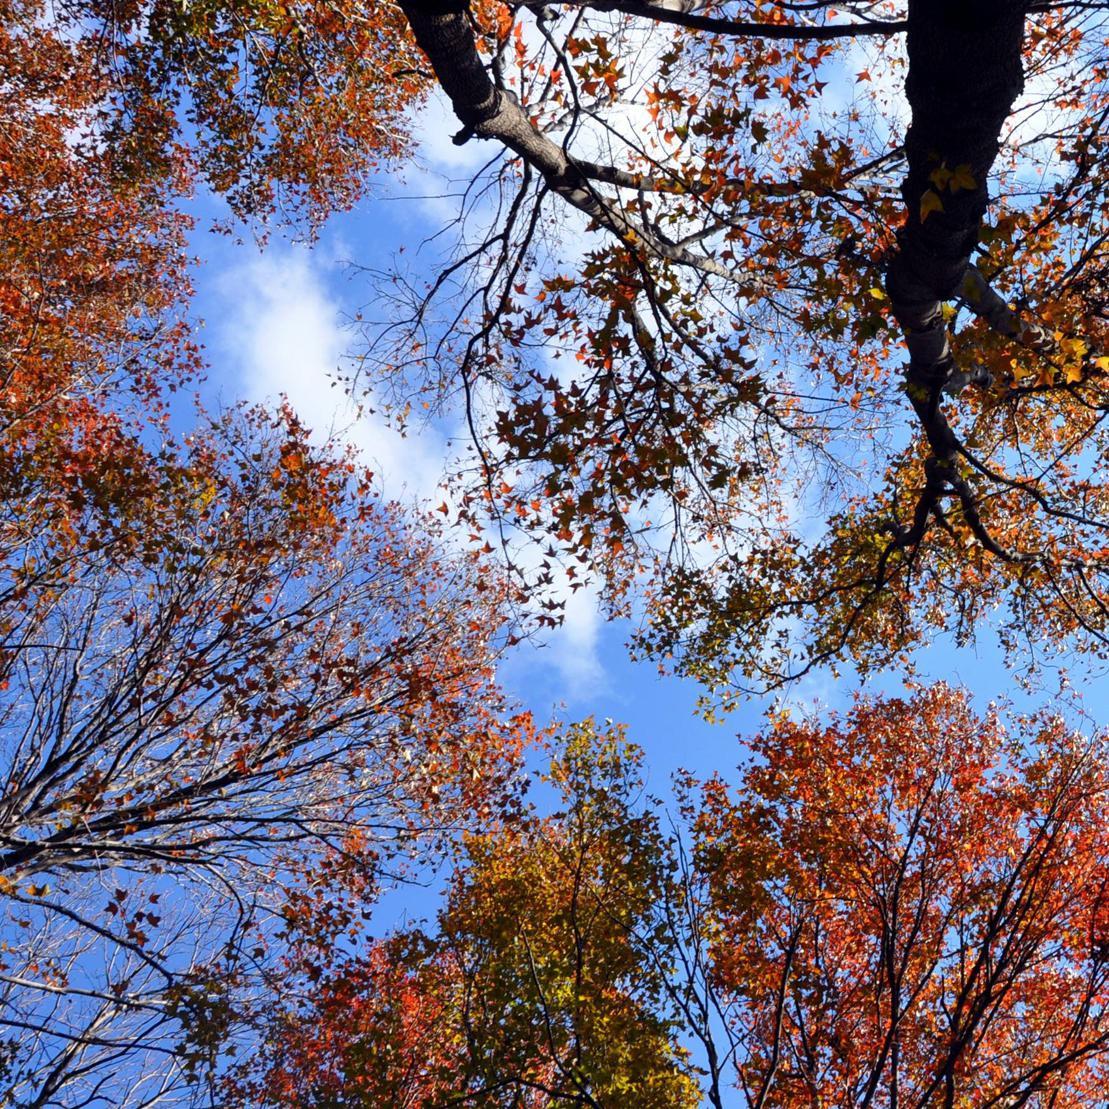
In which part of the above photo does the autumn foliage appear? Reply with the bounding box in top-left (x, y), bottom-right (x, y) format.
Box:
top-left (696, 687), bottom-right (1109, 1106)
top-left (227, 724), bottom-right (701, 1107)
top-left (380, 1), bottom-right (1109, 692)
top-left (0, 0), bottom-right (195, 576)
top-left (0, 404), bottom-right (535, 1103)
top-left (9, 0), bottom-right (1109, 1104)
top-left (235, 692), bottom-right (1109, 1107)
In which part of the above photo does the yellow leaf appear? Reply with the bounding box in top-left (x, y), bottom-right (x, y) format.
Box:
top-left (920, 189), bottom-right (944, 221)
top-left (1063, 363), bottom-right (1083, 384)
top-left (950, 164), bottom-right (976, 192)
top-left (929, 164), bottom-right (953, 190)
top-left (867, 286), bottom-right (886, 301)
top-left (1060, 336), bottom-right (1088, 360)
top-left (1093, 355), bottom-right (1109, 372)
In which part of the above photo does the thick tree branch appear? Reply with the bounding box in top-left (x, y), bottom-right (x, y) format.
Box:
top-left (960, 263), bottom-right (1055, 352)
top-left (882, 2), bottom-right (1029, 554)
top-left (398, 0), bottom-right (738, 280)
top-left (531, 0), bottom-right (908, 40)
top-left (887, 1), bottom-right (1027, 372)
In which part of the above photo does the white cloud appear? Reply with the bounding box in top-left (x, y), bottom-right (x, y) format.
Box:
top-left (393, 90), bottom-right (509, 227)
top-left (212, 245), bottom-right (450, 505)
top-left (494, 526), bottom-right (607, 701)
top-left (208, 241), bottom-right (608, 696)
top-left (406, 84), bottom-right (609, 692)
top-left (538, 572), bottom-right (606, 699)
top-left (412, 90), bottom-right (494, 175)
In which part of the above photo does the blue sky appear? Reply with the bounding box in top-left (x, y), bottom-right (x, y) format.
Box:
top-left (180, 87), bottom-right (1104, 935)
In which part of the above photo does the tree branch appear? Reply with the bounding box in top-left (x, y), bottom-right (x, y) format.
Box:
top-left (398, 0), bottom-right (740, 280)
top-left (533, 0), bottom-right (908, 40)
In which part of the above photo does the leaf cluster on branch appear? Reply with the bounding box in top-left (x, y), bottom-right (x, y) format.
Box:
top-left (0, 403), bottom-right (534, 1105)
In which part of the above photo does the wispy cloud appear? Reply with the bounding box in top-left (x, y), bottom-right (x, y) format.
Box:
top-left (552, 582), bottom-right (606, 697)
top-left (207, 241), bottom-right (607, 697)
top-left (411, 89), bottom-right (495, 176)
top-left (211, 245), bottom-right (450, 504)
top-left (519, 559), bottom-right (607, 702)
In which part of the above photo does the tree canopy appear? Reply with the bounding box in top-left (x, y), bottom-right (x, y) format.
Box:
top-left (7, 0), bottom-right (1109, 1104)
top-left (233, 692), bottom-right (1109, 1107)
top-left (374, 0), bottom-right (1109, 693)
top-left (12, 0), bottom-right (1109, 687)
top-left (0, 401), bottom-right (534, 1105)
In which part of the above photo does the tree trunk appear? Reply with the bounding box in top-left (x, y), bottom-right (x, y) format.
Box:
top-left (886, 0), bottom-right (1026, 381)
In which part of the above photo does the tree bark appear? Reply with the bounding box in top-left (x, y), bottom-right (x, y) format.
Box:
top-left (886, 0), bottom-right (1027, 381)
top-left (882, 2), bottom-right (1028, 556)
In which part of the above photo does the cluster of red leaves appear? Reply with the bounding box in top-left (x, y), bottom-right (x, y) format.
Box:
top-left (694, 686), bottom-right (1109, 1106)
top-left (0, 0), bottom-right (197, 573)
top-left (228, 936), bottom-right (457, 1107)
